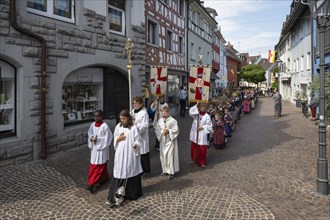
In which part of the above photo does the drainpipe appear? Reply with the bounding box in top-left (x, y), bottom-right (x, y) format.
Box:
top-left (10, 0), bottom-right (47, 160)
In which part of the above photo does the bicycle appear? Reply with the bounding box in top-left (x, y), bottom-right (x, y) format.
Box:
top-left (301, 101), bottom-right (309, 118)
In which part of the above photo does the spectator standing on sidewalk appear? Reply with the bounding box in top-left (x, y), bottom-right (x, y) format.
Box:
top-left (178, 86), bottom-right (187, 117)
top-left (106, 110), bottom-right (143, 207)
top-left (155, 106), bottom-right (179, 179)
top-left (189, 102), bottom-right (213, 168)
top-left (273, 89), bottom-right (282, 117)
top-left (131, 96), bottom-right (151, 174)
top-left (309, 94), bottom-right (318, 121)
top-left (150, 95), bottom-right (168, 150)
top-left (87, 110), bottom-right (113, 193)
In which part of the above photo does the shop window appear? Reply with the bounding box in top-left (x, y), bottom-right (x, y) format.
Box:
top-left (27, 0), bottom-right (75, 23)
top-left (108, 0), bottom-right (126, 35)
top-left (62, 68), bottom-right (103, 126)
top-left (0, 61), bottom-right (16, 138)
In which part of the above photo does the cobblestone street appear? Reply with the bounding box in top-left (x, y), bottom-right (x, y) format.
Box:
top-left (0, 97), bottom-right (329, 220)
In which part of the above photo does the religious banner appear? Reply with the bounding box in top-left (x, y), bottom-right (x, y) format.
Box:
top-left (150, 66), bottom-right (168, 96)
top-left (188, 66), bottom-right (211, 103)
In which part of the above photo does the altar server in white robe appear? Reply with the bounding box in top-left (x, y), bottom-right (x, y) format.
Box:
top-left (150, 95), bottom-right (168, 150)
top-left (155, 106), bottom-right (179, 179)
top-left (106, 109), bottom-right (143, 207)
top-left (131, 96), bottom-right (151, 174)
top-left (189, 102), bottom-right (213, 168)
top-left (87, 110), bottom-right (113, 193)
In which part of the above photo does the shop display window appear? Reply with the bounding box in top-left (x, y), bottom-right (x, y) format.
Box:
top-left (0, 61), bottom-right (16, 137)
top-left (62, 68), bottom-right (103, 126)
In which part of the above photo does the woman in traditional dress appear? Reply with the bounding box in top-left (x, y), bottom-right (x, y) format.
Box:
top-left (224, 108), bottom-right (233, 138)
top-left (212, 112), bottom-right (226, 149)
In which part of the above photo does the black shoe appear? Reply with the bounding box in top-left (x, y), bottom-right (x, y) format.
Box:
top-left (168, 174), bottom-right (174, 179)
top-left (89, 185), bottom-right (96, 193)
top-left (105, 201), bottom-right (116, 208)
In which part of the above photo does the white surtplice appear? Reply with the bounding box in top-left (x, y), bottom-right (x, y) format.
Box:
top-left (155, 116), bottom-right (179, 175)
top-left (189, 104), bottom-right (213, 145)
top-left (113, 124), bottom-right (143, 179)
top-left (131, 108), bottom-right (149, 154)
top-left (87, 122), bottom-right (113, 165)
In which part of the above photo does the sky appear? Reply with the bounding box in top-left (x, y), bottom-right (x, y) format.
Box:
top-left (203, 0), bottom-right (293, 59)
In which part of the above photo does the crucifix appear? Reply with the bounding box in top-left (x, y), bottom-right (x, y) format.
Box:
top-left (124, 38), bottom-right (134, 112)
top-left (124, 38), bottom-right (134, 68)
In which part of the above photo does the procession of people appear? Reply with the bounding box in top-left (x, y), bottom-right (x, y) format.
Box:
top-left (86, 82), bottom-right (259, 208)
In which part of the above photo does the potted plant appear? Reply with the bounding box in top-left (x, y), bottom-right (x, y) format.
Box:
top-left (294, 91), bottom-right (302, 108)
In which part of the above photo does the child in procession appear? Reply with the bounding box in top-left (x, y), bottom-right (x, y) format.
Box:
top-left (189, 102), bottom-right (213, 168)
top-left (131, 96), bottom-right (151, 174)
top-left (106, 110), bottom-right (143, 207)
top-left (87, 110), bottom-right (113, 193)
top-left (155, 106), bottom-right (179, 179)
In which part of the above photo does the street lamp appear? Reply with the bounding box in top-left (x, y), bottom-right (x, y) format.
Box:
top-left (302, 0), bottom-right (330, 195)
top-left (275, 58), bottom-right (283, 94)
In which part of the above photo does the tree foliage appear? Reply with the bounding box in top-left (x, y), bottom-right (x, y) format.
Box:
top-left (240, 64), bottom-right (266, 86)
top-left (271, 66), bottom-right (279, 89)
top-left (309, 71), bottom-right (330, 105)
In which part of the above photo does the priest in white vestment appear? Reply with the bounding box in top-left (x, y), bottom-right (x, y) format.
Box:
top-left (155, 106), bottom-right (179, 179)
top-left (87, 110), bottom-right (113, 193)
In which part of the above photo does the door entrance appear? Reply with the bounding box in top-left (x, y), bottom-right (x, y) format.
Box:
top-left (103, 67), bottom-right (128, 121)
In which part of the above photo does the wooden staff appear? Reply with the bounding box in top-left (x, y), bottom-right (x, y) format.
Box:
top-left (196, 114), bottom-right (199, 144)
top-left (163, 118), bottom-right (167, 144)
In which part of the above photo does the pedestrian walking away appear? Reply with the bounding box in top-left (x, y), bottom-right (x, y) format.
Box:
top-left (178, 86), bottom-right (187, 117)
top-left (189, 102), bottom-right (213, 168)
top-left (273, 89), bottom-right (282, 117)
top-left (106, 110), bottom-right (143, 207)
top-left (87, 110), bottom-right (113, 193)
top-left (131, 96), bottom-right (151, 174)
top-left (155, 106), bottom-right (179, 179)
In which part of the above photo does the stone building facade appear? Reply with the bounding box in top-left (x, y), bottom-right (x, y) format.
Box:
top-left (0, 0), bottom-right (145, 168)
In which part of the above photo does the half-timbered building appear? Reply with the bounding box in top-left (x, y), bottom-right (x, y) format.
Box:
top-left (145, 0), bottom-right (187, 107)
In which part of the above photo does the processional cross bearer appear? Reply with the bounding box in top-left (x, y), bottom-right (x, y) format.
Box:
top-left (124, 38), bottom-right (134, 112)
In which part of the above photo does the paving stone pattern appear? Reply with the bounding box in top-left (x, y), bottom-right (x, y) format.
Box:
top-left (0, 97), bottom-right (329, 219)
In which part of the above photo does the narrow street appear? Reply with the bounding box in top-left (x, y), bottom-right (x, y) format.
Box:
top-left (0, 97), bottom-right (329, 220)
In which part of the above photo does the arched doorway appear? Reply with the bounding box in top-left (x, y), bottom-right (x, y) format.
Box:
top-left (103, 67), bottom-right (129, 121)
